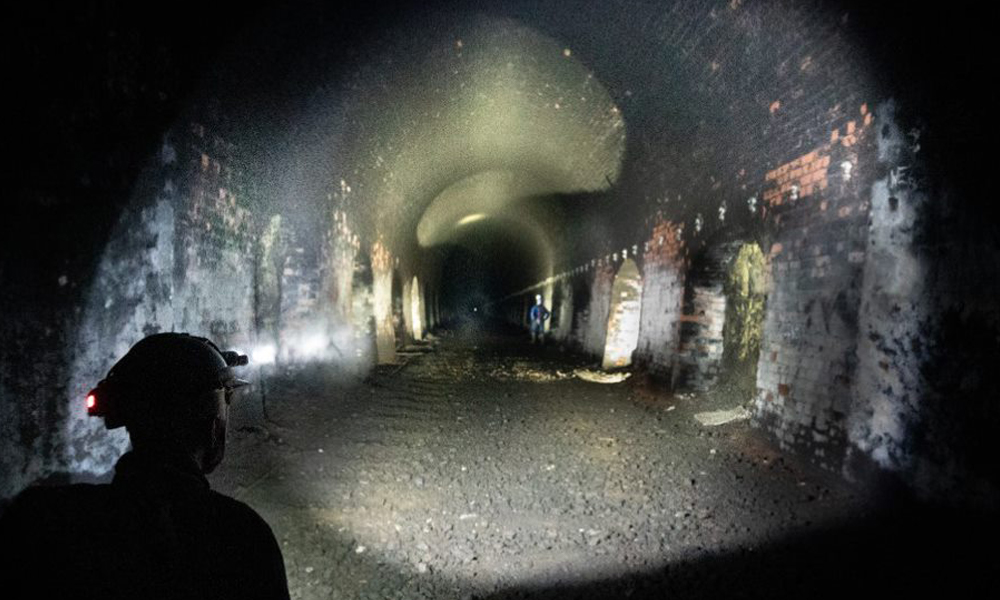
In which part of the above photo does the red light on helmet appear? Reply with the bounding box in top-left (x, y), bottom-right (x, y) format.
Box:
top-left (86, 393), bottom-right (97, 413)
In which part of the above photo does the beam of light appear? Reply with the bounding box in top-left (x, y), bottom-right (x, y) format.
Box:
top-left (299, 333), bottom-right (328, 359)
top-left (251, 344), bottom-right (277, 365)
top-left (299, 397), bottom-right (859, 594)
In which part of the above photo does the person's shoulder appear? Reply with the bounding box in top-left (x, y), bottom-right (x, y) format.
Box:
top-left (206, 490), bottom-right (276, 535)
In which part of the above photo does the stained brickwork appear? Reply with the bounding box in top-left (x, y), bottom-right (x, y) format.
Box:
top-left (847, 102), bottom-right (1000, 505)
top-left (579, 264), bottom-right (615, 357)
top-left (553, 279), bottom-right (574, 342)
top-left (752, 107), bottom-right (876, 472)
top-left (57, 121), bottom-right (259, 486)
top-left (674, 286), bottom-right (727, 391)
top-left (635, 219), bottom-right (687, 379)
top-left (173, 123), bottom-right (255, 352)
top-left (371, 241), bottom-right (396, 364)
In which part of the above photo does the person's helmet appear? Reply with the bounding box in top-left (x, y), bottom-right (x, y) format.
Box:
top-left (86, 333), bottom-right (249, 430)
top-left (535, 294), bottom-right (543, 303)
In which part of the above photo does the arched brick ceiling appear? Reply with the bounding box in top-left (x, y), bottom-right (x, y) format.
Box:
top-left (334, 15), bottom-right (626, 253)
top-left (259, 0), bottom-right (875, 262)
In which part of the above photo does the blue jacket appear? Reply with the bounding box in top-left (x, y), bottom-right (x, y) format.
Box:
top-left (530, 304), bottom-right (550, 323)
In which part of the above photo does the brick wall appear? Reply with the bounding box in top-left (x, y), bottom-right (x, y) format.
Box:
top-left (550, 279), bottom-right (574, 343)
top-left (173, 123), bottom-right (256, 351)
top-left (55, 120), bottom-right (259, 485)
top-left (371, 241), bottom-right (396, 364)
top-left (635, 219), bottom-right (687, 379)
top-left (847, 102), bottom-right (1000, 505)
top-left (578, 264), bottom-right (614, 357)
top-left (674, 284), bottom-right (727, 391)
top-left (752, 106), bottom-right (875, 472)
top-left (5, 116), bottom-right (380, 493)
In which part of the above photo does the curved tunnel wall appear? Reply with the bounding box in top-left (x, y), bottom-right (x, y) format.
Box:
top-left (2, 1), bottom-right (996, 507)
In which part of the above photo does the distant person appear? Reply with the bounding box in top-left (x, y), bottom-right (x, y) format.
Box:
top-left (0, 333), bottom-right (290, 600)
top-left (529, 294), bottom-right (550, 344)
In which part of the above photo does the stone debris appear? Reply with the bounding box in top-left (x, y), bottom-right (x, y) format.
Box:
top-left (489, 361), bottom-right (572, 382)
top-left (218, 332), bottom-right (872, 600)
top-left (573, 368), bottom-right (631, 383)
top-left (693, 406), bottom-right (751, 426)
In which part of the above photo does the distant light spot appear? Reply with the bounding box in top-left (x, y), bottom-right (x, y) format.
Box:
top-left (562, 48), bottom-right (571, 57)
top-left (457, 213), bottom-right (487, 226)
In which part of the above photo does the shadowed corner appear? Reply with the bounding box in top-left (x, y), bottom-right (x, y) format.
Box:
top-left (476, 505), bottom-right (1000, 600)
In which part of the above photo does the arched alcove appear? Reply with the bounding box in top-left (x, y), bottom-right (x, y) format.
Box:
top-left (721, 242), bottom-right (768, 400)
top-left (391, 268), bottom-right (405, 347)
top-left (410, 275), bottom-right (424, 341)
top-left (673, 241), bottom-right (745, 391)
top-left (602, 258), bottom-right (643, 369)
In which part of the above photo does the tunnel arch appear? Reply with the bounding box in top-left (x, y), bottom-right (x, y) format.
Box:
top-left (7, 0), bottom-right (990, 511)
top-left (339, 15), bottom-right (626, 253)
top-left (437, 211), bottom-right (555, 319)
top-left (602, 258), bottom-right (643, 369)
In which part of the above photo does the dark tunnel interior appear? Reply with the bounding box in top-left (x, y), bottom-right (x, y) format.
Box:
top-left (437, 226), bottom-right (546, 317)
top-left (2, 1), bottom-right (998, 598)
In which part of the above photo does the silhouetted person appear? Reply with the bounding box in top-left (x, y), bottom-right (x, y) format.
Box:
top-left (0, 333), bottom-right (290, 600)
top-left (529, 294), bottom-right (550, 344)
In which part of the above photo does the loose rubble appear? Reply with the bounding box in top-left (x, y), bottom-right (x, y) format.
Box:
top-left (211, 331), bottom-right (984, 600)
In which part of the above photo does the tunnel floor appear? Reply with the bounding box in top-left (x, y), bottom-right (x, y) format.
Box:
top-left (212, 326), bottom-right (994, 600)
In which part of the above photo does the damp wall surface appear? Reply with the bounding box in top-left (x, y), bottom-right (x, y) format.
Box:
top-left (2, 116), bottom-right (379, 499)
top-left (507, 96), bottom-right (997, 505)
top-left (495, 4), bottom-right (996, 504)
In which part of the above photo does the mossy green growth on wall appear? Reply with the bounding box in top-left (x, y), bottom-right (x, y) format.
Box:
top-left (722, 243), bottom-right (767, 396)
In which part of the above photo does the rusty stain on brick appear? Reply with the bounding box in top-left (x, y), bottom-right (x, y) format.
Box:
top-left (764, 150), bottom-right (829, 206)
top-left (764, 115), bottom-right (868, 208)
top-left (778, 383), bottom-right (790, 397)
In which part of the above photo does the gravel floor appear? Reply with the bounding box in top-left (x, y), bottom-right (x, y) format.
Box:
top-left (211, 327), bottom-right (997, 600)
